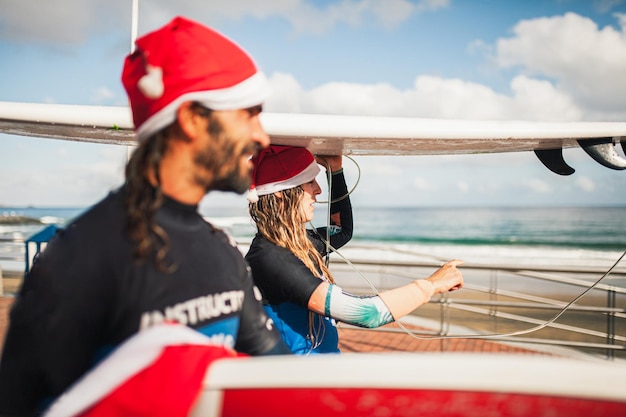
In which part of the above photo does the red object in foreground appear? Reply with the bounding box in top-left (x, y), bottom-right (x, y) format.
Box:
top-left (220, 388), bottom-right (626, 417)
top-left (36, 320), bottom-right (626, 417)
top-left (194, 352), bottom-right (626, 417)
top-left (79, 345), bottom-right (233, 417)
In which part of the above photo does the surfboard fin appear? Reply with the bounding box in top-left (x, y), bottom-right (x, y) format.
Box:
top-left (533, 149), bottom-right (575, 176)
top-left (577, 137), bottom-right (626, 170)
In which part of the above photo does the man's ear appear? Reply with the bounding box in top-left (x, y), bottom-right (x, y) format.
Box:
top-left (176, 102), bottom-right (206, 140)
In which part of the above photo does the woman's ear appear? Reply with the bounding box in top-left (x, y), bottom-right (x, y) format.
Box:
top-left (273, 191), bottom-right (283, 199)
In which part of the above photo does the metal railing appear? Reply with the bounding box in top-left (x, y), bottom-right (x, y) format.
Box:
top-left (1, 227), bottom-right (56, 274)
top-left (328, 247), bottom-right (626, 361)
top-left (3, 236), bottom-right (625, 360)
top-left (0, 237), bottom-right (26, 270)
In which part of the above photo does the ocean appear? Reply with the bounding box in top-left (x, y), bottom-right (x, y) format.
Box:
top-left (2, 205), bottom-right (626, 277)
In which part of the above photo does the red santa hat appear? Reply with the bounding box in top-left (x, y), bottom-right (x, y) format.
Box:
top-left (122, 16), bottom-right (270, 142)
top-left (247, 145), bottom-right (320, 203)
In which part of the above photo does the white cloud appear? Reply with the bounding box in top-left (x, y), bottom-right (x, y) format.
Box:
top-left (413, 176), bottom-right (436, 190)
top-left (508, 75), bottom-right (582, 121)
top-left (266, 12), bottom-right (626, 123)
top-left (368, 0), bottom-right (420, 28)
top-left (409, 76), bottom-right (508, 119)
top-left (0, 0), bottom-right (126, 44)
top-left (92, 86), bottom-right (116, 104)
top-left (267, 72), bottom-right (585, 121)
top-left (0, 0), bottom-right (449, 45)
top-left (524, 178), bottom-right (552, 194)
top-left (188, 0), bottom-right (447, 34)
top-left (593, 0), bottom-right (626, 13)
top-left (0, 139), bottom-right (127, 206)
top-left (2, 4), bottom-right (623, 125)
top-left (493, 12), bottom-right (626, 118)
top-left (576, 176), bottom-right (596, 192)
top-left (265, 72), bottom-right (307, 113)
top-left (415, 0), bottom-right (450, 12)
top-left (456, 181), bottom-right (470, 193)
top-left (310, 81), bottom-right (405, 115)
top-left (356, 157), bottom-right (405, 176)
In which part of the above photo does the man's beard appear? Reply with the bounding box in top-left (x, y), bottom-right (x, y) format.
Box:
top-left (211, 162), bottom-right (252, 194)
top-left (194, 120), bottom-right (259, 194)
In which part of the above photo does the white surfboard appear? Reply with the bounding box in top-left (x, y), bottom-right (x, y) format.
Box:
top-left (1, 101), bottom-right (625, 175)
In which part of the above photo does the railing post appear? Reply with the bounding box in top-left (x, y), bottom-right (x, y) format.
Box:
top-left (24, 243), bottom-right (30, 275)
top-left (24, 225), bottom-right (59, 273)
top-left (438, 295), bottom-right (450, 352)
top-left (489, 269), bottom-right (499, 334)
top-left (606, 289), bottom-right (616, 360)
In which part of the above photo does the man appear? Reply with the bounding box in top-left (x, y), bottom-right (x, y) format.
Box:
top-left (0, 16), bottom-right (290, 416)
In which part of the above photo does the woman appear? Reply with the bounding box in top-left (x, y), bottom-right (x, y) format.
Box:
top-left (246, 145), bottom-right (464, 354)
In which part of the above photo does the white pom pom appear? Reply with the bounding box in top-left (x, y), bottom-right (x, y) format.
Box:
top-left (138, 65), bottom-right (164, 99)
top-left (246, 187), bottom-right (259, 203)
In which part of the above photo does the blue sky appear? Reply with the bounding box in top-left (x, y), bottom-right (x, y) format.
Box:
top-left (1, 0), bottom-right (625, 208)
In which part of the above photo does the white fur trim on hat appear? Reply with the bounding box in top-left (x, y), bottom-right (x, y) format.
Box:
top-left (255, 160), bottom-right (320, 196)
top-left (135, 71), bottom-right (270, 142)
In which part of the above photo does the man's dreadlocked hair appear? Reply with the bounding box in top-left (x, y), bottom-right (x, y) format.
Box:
top-left (249, 186), bottom-right (334, 350)
top-left (124, 102), bottom-right (212, 272)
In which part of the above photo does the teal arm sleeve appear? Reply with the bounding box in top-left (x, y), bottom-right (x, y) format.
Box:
top-left (324, 284), bottom-right (394, 328)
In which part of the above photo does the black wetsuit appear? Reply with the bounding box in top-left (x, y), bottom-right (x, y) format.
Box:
top-left (0, 186), bottom-right (288, 416)
top-left (246, 171), bottom-right (353, 354)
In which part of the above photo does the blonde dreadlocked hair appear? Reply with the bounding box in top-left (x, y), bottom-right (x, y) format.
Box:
top-left (249, 185), bottom-right (334, 351)
top-left (249, 186), bottom-right (334, 283)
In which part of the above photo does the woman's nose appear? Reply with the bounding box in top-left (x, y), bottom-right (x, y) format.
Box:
top-left (313, 180), bottom-right (322, 195)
